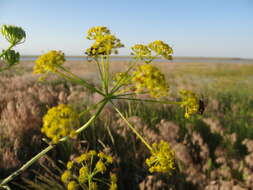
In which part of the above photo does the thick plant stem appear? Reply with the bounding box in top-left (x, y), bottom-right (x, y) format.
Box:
top-left (75, 100), bottom-right (107, 134)
top-left (0, 100), bottom-right (107, 187)
top-left (101, 55), bottom-right (108, 94)
top-left (111, 102), bottom-right (153, 151)
top-left (0, 145), bottom-right (55, 187)
top-left (105, 55), bottom-right (110, 94)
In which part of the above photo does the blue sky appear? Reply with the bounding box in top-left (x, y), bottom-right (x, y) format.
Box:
top-left (1, 0), bottom-right (253, 58)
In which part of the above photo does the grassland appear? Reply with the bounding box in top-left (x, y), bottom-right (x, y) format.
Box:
top-left (1, 59), bottom-right (253, 189)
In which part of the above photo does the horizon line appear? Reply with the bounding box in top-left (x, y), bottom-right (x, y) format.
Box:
top-left (20, 55), bottom-right (253, 60)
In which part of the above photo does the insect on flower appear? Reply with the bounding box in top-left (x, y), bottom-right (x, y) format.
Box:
top-left (198, 95), bottom-right (208, 115)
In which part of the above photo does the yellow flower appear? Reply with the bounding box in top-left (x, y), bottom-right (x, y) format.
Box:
top-left (78, 166), bottom-right (88, 183)
top-left (86, 26), bottom-right (110, 40)
top-left (113, 72), bottom-right (131, 86)
top-left (109, 183), bottom-right (118, 190)
top-left (148, 40), bottom-right (173, 60)
top-left (97, 152), bottom-right (113, 164)
top-left (67, 161), bottom-right (74, 170)
top-left (75, 153), bottom-right (89, 163)
top-left (88, 150), bottom-right (97, 156)
top-left (106, 155), bottom-right (113, 164)
top-left (67, 181), bottom-right (78, 190)
top-left (90, 182), bottom-right (98, 190)
top-left (33, 50), bottom-right (65, 74)
top-left (95, 160), bottom-right (106, 173)
top-left (179, 90), bottom-right (199, 118)
top-left (109, 173), bottom-right (118, 190)
top-left (132, 64), bottom-right (169, 98)
top-left (41, 104), bottom-right (80, 143)
top-left (62, 151), bottom-right (115, 189)
top-left (61, 170), bottom-right (72, 183)
top-left (110, 173), bottom-right (117, 184)
top-left (131, 44), bottom-right (153, 62)
top-left (85, 26), bottom-right (124, 56)
top-left (98, 152), bottom-right (106, 159)
top-left (146, 141), bottom-right (175, 174)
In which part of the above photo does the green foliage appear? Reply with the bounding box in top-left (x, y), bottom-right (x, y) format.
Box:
top-left (0, 24), bottom-right (26, 72)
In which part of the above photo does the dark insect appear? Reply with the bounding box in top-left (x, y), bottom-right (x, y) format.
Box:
top-left (198, 99), bottom-right (205, 115)
top-left (198, 95), bottom-right (208, 115)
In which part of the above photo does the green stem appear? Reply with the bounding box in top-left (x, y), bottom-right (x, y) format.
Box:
top-left (105, 55), bottom-right (110, 94)
top-left (0, 44), bottom-right (15, 58)
top-left (114, 92), bottom-right (137, 97)
top-left (55, 70), bottom-right (77, 82)
top-left (114, 97), bottom-right (181, 105)
top-left (101, 55), bottom-right (109, 94)
top-left (0, 100), bottom-right (107, 187)
top-left (0, 44), bottom-right (16, 72)
top-left (93, 177), bottom-right (108, 185)
top-left (79, 99), bottom-right (104, 117)
top-left (111, 102), bottom-right (152, 151)
top-left (75, 100), bottom-right (107, 134)
top-left (110, 60), bottom-right (137, 94)
top-left (114, 91), bottom-right (149, 97)
top-left (58, 66), bottom-right (105, 96)
top-left (0, 145), bottom-right (55, 187)
top-left (95, 59), bottom-right (104, 83)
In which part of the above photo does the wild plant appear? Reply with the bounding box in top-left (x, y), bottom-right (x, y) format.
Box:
top-left (0, 26), bottom-right (201, 189)
top-left (0, 24), bottom-right (26, 72)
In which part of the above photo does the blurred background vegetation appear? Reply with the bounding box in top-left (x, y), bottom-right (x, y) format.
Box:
top-left (0, 59), bottom-right (253, 189)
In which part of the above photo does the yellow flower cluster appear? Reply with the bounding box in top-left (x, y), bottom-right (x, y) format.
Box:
top-left (41, 104), bottom-right (80, 143)
top-left (87, 26), bottom-right (110, 40)
top-left (148, 40), bottom-right (173, 60)
top-left (131, 44), bottom-right (153, 62)
top-left (85, 26), bottom-right (124, 56)
top-left (179, 89), bottom-right (199, 118)
top-left (67, 181), bottom-right (78, 190)
top-left (113, 72), bottom-right (131, 86)
top-left (33, 50), bottom-right (65, 74)
top-left (146, 140), bottom-right (175, 174)
top-left (61, 150), bottom-right (116, 190)
top-left (131, 40), bottom-right (173, 61)
top-left (132, 64), bottom-right (169, 98)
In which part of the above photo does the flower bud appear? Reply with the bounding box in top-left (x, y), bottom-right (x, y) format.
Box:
top-left (2, 49), bottom-right (20, 66)
top-left (1, 25), bottom-right (26, 45)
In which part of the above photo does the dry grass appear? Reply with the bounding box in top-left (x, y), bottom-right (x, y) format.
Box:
top-left (1, 60), bottom-right (253, 189)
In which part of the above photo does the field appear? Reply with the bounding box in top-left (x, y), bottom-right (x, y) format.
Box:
top-left (1, 59), bottom-right (253, 189)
